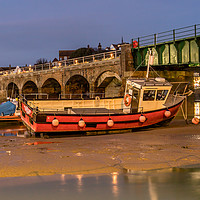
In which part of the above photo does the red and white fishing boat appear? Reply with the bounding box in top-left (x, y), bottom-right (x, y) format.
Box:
top-left (19, 51), bottom-right (186, 136)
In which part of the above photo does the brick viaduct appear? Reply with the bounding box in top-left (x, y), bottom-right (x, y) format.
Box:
top-left (0, 47), bottom-right (128, 100)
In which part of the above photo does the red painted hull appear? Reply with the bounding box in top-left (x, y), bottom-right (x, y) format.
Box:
top-left (20, 99), bottom-right (183, 134)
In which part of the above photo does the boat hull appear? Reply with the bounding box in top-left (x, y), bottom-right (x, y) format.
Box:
top-left (0, 115), bottom-right (21, 123)
top-left (20, 98), bottom-right (184, 135)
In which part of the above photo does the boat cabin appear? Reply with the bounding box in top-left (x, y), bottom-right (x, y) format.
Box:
top-left (123, 77), bottom-right (172, 113)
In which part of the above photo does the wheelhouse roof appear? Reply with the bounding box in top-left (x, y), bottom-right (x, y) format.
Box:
top-left (127, 78), bottom-right (172, 89)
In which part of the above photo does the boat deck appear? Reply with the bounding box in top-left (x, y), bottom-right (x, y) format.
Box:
top-left (39, 108), bottom-right (125, 115)
top-left (28, 97), bottom-right (124, 112)
top-left (165, 95), bottom-right (185, 108)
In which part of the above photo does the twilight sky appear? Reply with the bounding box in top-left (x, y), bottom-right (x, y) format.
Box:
top-left (0, 0), bottom-right (199, 67)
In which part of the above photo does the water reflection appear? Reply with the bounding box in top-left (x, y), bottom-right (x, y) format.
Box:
top-left (148, 177), bottom-right (158, 200)
top-left (76, 174), bottom-right (83, 192)
top-left (0, 169), bottom-right (200, 200)
top-left (0, 122), bottom-right (26, 137)
top-left (60, 174), bottom-right (66, 185)
top-left (111, 172), bottom-right (119, 197)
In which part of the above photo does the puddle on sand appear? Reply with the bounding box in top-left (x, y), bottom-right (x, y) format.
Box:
top-left (0, 168), bottom-right (200, 200)
top-left (0, 123), bottom-right (26, 137)
top-left (0, 130), bottom-right (26, 137)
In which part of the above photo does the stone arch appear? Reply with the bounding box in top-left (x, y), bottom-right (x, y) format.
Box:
top-left (94, 71), bottom-right (122, 97)
top-left (19, 76), bottom-right (36, 89)
top-left (7, 82), bottom-right (19, 99)
top-left (22, 81), bottom-right (38, 94)
top-left (39, 75), bottom-right (62, 89)
top-left (42, 78), bottom-right (61, 99)
top-left (65, 75), bottom-right (89, 98)
top-left (22, 81), bottom-right (38, 99)
top-left (93, 67), bottom-right (121, 83)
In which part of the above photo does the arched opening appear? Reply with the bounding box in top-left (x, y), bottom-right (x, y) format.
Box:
top-left (22, 81), bottom-right (38, 100)
top-left (42, 78), bottom-right (61, 99)
top-left (95, 71), bottom-right (122, 98)
top-left (7, 82), bottom-right (19, 99)
top-left (65, 75), bottom-right (89, 99)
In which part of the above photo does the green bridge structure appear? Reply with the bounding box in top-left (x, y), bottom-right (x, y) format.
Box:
top-left (130, 24), bottom-right (200, 69)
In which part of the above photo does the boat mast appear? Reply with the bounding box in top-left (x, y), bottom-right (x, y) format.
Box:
top-left (146, 49), bottom-right (154, 79)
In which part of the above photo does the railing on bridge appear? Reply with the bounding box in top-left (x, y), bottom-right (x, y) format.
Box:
top-left (0, 50), bottom-right (121, 76)
top-left (132, 24), bottom-right (200, 48)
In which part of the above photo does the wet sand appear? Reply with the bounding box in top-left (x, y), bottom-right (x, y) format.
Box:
top-left (0, 119), bottom-right (200, 177)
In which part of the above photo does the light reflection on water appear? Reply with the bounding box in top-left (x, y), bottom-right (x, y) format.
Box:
top-left (0, 169), bottom-right (200, 200)
top-left (0, 123), bottom-right (26, 137)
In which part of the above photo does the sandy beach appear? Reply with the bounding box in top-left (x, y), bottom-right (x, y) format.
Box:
top-left (0, 119), bottom-right (200, 177)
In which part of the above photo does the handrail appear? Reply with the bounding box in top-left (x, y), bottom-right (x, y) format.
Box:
top-left (24, 93), bottom-right (49, 99)
top-left (19, 94), bottom-right (37, 109)
top-left (21, 92), bottom-right (122, 100)
top-left (0, 50), bottom-right (121, 76)
top-left (26, 102), bottom-right (125, 114)
top-left (132, 24), bottom-right (200, 48)
top-left (59, 92), bottom-right (107, 99)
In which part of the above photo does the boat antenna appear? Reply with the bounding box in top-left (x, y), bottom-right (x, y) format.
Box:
top-left (146, 49), bottom-right (154, 80)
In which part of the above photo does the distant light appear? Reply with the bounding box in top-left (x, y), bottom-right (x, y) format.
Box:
top-left (194, 76), bottom-right (200, 89)
top-left (194, 102), bottom-right (200, 118)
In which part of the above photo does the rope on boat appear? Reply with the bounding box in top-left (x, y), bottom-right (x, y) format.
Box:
top-left (128, 59), bottom-right (145, 78)
top-left (180, 96), bottom-right (188, 124)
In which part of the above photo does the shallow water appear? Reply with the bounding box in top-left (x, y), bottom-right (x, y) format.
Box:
top-left (0, 169), bottom-right (200, 200)
top-left (0, 123), bottom-right (26, 137)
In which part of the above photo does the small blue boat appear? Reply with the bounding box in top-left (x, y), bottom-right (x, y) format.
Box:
top-left (0, 101), bottom-right (16, 116)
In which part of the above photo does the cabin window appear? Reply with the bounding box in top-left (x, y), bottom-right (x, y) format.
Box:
top-left (132, 89), bottom-right (139, 100)
top-left (132, 88), bottom-right (139, 113)
top-left (156, 90), bottom-right (168, 101)
top-left (143, 90), bottom-right (156, 101)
